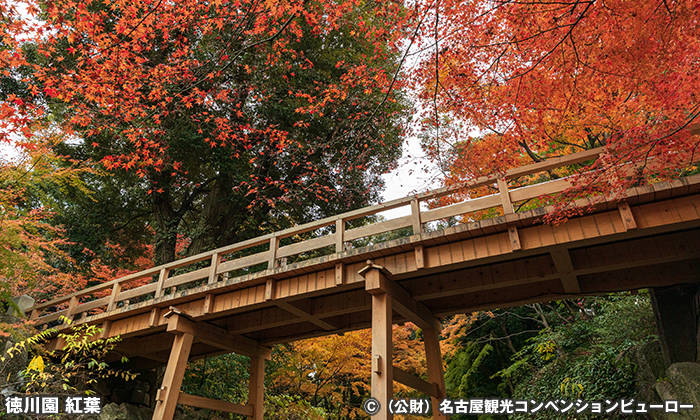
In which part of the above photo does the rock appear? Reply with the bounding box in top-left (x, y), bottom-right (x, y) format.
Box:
top-left (137, 405), bottom-right (154, 419)
top-left (99, 403), bottom-right (126, 420)
top-left (635, 340), bottom-right (668, 391)
top-left (6, 295), bottom-right (34, 317)
top-left (92, 379), bottom-right (112, 397)
top-left (654, 362), bottom-right (700, 419)
top-left (121, 402), bottom-right (151, 420)
top-left (130, 389), bottom-right (149, 406)
top-left (635, 386), bottom-right (665, 420)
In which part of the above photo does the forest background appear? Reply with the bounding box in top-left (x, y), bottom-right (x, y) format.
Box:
top-left (0, 0), bottom-right (699, 418)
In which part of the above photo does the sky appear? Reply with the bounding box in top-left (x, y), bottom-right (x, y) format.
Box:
top-left (379, 136), bottom-right (441, 219)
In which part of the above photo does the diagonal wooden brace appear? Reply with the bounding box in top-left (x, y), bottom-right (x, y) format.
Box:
top-left (360, 261), bottom-right (441, 331)
top-left (166, 311), bottom-right (271, 359)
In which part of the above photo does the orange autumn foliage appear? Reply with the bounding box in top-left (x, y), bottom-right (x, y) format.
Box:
top-left (415, 0), bottom-right (700, 217)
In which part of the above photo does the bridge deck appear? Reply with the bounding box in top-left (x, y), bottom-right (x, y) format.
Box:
top-left (31, 175), bottom-right (700, 368)
top-left (24, 146), bottom-right (700, 369)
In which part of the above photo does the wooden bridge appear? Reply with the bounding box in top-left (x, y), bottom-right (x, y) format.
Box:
top-left (27, 147), bottom-right (700, 420)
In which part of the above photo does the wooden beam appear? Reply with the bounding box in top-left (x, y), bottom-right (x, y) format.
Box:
top-left (152, 331), bottom-right (194, 420)
top-left (335, 263), bottom-right (345, 286)
top-left (100, 320), bottom-right (112, 340)
top-left (276, 301), bottom-right (337, 331)
top-left (618, 202), bottom-right (637, 231)
top-left (508, 226), bottom-right (521, 251)
top-left (414, 245), bottom-right (425, 269)
top-left (550, 249), bottom-right (581, 294)
top-left (424, 327), bottom-right (449, 420)
top-left (264, 279), bottom-right (275, 301)
top-left (178, 393), bottom-right (253, 416)
top-left (166, 314), bottom-right (270, 358)
top-left (148, 308), bottom-right (160, 328)
top-left (370, 278), bottom-right (393, 420)
top-left (392, 366), bottom-right (438, 398)
top-left (203, 294), bottom-right (214, 315)
top-left (249, 355), bottom-right (264, 420)
top-left (361, 263), bottom-right (441, 331)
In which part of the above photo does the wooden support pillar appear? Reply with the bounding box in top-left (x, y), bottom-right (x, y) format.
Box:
top-left (249, 355), bottom-right (265, 420)
top-left (650, 283), bottom-right (699, 365)
top-left (424, 327), bottom-right (449, 420)
top-left (152, 331), bottom-right (194, 420)
top-left (366, 268), bottom-right (393, 420)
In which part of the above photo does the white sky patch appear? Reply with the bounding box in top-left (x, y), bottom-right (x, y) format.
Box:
top-left (379, 134), bottom-right (442, 219)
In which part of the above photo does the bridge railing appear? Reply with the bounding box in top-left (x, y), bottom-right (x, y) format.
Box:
top-left (27, 147), bottom-right (606, 326)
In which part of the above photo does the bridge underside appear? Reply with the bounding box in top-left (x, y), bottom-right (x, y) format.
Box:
top-left (40, 178), bottom-right (700, 419)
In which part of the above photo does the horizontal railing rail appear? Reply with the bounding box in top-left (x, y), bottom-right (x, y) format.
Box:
top-left (28, 146), bottom-right (612, 325)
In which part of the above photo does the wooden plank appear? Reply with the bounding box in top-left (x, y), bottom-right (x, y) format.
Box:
top-left (421, 195), bottom-right (501, 223)
top-left (506, 147), bottom-right (603, 179)
top-left (509, 177), bottom-right (572, 202)
top-left (71, 296), bottom-right (110, 316)
top-left (217, 252), bottom-right (268, 274)
top-left (277, 234), bottom-right (335, 259)
top-left (392, 366), bottom-right (439, 397)
top-left (674, 195), bottom-right (700, 221)
top-left (165, 267), bottom-right (210, 289)
top-left (592, 212), bottom-right (616, 236)
top-left (178, 393), bottom-right (253, 416)
top-left (579, 214), bottom-right (601, 239)
top-left (618, 202), bottom-right (637, 231)
top-left (437, 244), bottom-right (453, 266)
top-left (116, 283), bottom-right (158, 301)
top-left (344, 216), bottom-right (412, 242)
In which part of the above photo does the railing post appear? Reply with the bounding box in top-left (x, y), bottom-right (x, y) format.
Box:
top-left (207, 253), bottom-right (220, 285)
top-left (336, 219), bottom-right (345, 253)
top-left (64, 296), bottom-right (78, 326)
top-left (155, 268), bottom-right (170, 298)
top-left (107, 283), bottom-right (121, 311)
top-left (498, 178), bottom-right (514, 214)
top-left (268, 235), bottom-right (278, 270)
top-left (410, 199), bottom-right (422, 234)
